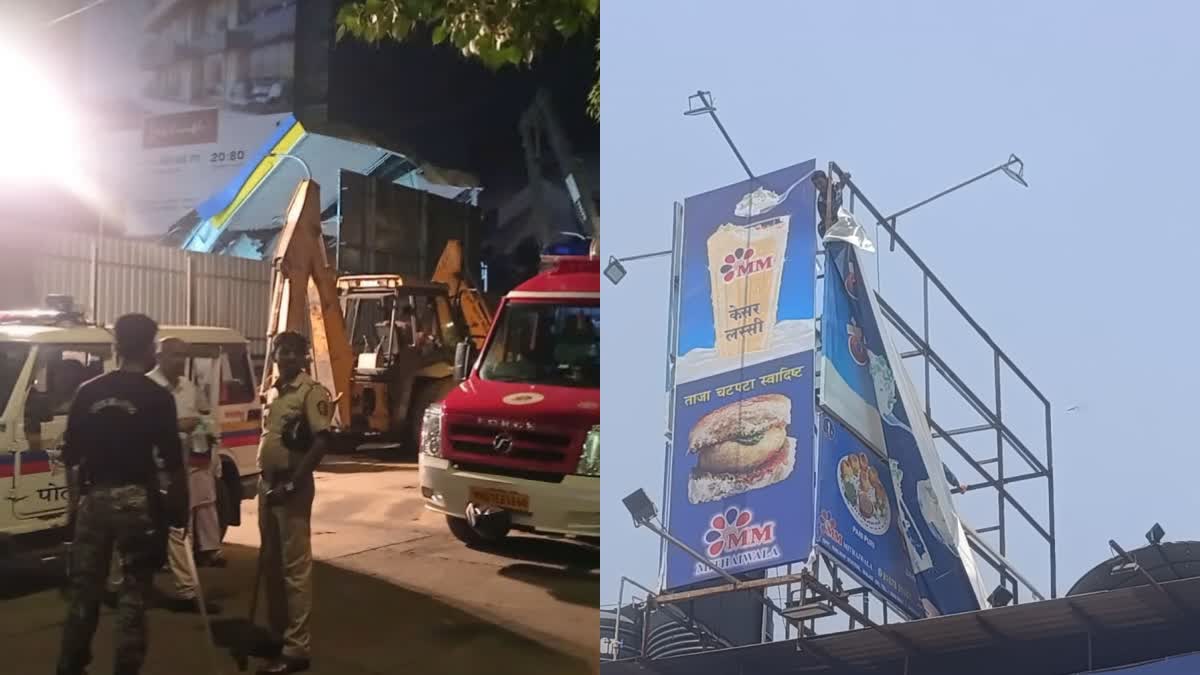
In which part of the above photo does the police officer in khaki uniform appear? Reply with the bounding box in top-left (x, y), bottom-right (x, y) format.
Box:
top-left (255, 331), bottom-right (333, 674)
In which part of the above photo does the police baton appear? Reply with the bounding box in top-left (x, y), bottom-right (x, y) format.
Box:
top-left (181, 528), bottom-right (224, 674)
top-left (236, 496), bottom-right (284, 672)
top-left (235, 529), bottom-right (268, 672)
top-left (61, 466), bottom-right (82, 598)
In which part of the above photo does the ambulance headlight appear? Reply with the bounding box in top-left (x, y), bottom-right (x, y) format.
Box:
top-left (420, 403), bottom-right (443, 457)
top-left (575, 425), bottom-right (599, 477)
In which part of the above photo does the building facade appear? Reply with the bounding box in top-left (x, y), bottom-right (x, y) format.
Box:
top-left (140, 0), bottom-right (296, 113)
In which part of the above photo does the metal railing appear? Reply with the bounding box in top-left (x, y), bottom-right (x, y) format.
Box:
top-left (831, 161), bottom-right (1056, 603)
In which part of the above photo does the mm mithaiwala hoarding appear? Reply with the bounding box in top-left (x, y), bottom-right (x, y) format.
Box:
top-left (77, 0), bottom-right (298, 236)
top-left (663, 160), bottom-right (818, 591)
top-left (820, 238), bottom-right (989, 617)
top-left (815, 410), bottom-right (925, 619)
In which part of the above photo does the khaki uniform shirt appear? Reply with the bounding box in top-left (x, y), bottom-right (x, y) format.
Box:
top-left (257, 372), bottom-right (333, 475)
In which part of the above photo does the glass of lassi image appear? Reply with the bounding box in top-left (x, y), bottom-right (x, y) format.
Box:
top-left (705, 215), bottom-right (789, 358)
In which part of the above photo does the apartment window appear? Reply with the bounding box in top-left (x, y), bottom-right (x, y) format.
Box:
top-left (243, 0), bottom-right (280, 16)
top-left (205, 54), bottom-right (224, 93)
top-left (249, 42), bottom-right (292, 79)
top-left (206, 1), bottom-right (226, 34)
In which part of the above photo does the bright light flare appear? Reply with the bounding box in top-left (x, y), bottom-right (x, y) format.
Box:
top-left (0, 39), bottom-right (90, 189)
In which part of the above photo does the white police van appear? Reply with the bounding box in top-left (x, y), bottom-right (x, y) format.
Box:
top-left (0, 302), bottom-right (262, 555)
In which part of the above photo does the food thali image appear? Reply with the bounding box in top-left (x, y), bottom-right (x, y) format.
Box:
top-left (838, 452), bottom-right (891, 535)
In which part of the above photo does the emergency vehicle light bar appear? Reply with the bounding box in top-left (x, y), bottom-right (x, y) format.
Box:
top-left (539, 255), bottom-right (599, 275)
top-left (0, 295), bottom-right (88, 326)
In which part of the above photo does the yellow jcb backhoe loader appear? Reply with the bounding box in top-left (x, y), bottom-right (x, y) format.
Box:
top-left (261, 177), bottom-right (491, 453)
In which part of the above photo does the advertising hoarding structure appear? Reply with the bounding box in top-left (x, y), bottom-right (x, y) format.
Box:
top-left (78, 0), bottom-right (299, 237)
top-left (663, 160), bottom-right (818, 591)
top-left (820, 238), bottom-right (988, 616)
top-left (814, 412), bottom-right (925, 619)
top-left (645, 161), bottom-right (1054, 649)
top-left (335, 169), bottom-right (483, 277)
top-left (658, 159), bottom-right (975, 619)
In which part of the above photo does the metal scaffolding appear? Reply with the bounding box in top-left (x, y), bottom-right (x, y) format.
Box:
top-left (831, 161), bottom-right (1055, 607)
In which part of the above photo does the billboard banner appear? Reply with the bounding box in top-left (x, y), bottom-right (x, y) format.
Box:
top-left (816, 412), bottom-right (924, 620)
top-left (820, 240), bottom-right (985, 615)
top-left (77, 0), bottom-right (298, 236)
top-left (663, 160), bottom-right (818, 590)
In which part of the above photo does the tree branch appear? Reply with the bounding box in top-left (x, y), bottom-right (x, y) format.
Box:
top-left (337, 0), bottom-right (600, 120)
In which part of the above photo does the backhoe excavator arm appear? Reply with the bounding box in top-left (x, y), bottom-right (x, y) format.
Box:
top-left (261, 179), bottom-right (354, 428)
top-left (430, 240), bottom-right (492, 350)
top-left (520, 89), bottom-right (599, 244)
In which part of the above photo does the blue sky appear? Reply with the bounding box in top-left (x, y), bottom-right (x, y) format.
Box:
top-left (600, 0), bottom-right (1200, 605)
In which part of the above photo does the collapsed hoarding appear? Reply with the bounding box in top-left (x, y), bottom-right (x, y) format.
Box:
top-left (815, 411), bottom-right (925, 619)
top-left (75, 0), bottom-right (300, 237)
top-left (336, 170), bottom-right (481, 277)
top-left (71, 1), bottom-right (475, 249)
top-left (820, 239), bottom-right (988, 616)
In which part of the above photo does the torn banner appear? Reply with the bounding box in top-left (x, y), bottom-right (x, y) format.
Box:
top-left (819, 240), bottom-right (987, 616)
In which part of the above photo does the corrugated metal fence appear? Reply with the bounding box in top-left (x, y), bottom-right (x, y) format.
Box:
top-left (0, 231), bottom-right (272, 355)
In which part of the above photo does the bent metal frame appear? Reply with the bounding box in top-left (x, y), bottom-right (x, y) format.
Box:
top-left (610, 161), bottom-right (1056, 660)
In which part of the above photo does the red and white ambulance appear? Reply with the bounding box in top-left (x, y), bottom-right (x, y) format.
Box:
top-left (418, 254), bottom-right (600, 545)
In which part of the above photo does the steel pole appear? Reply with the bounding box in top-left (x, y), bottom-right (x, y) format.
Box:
top-left (686, 91), bottom-right (755, 180)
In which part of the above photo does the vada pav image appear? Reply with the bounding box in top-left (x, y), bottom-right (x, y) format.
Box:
top-left (687, 394), bottom-right (797, 504)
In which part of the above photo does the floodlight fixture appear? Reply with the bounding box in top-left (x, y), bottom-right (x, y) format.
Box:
top-left (1146, 523), bottom-right (1166, 546)
top-left (885, 153), bottom-right (1030, 251)
top-left (603, 249), bottom-right (673, 285)
top-left (987, 584), bottom-right (1014, 608)
top-left (683, 89), bottom-right (755, 181)
top-left (685, 91), bottom-right (716, 116)
top-left (622, 488), bottom-right (658, 527)
top-left (604, 256), bottom-right (628, 285)
top-left (1001, 154), bottom-right (1028, 187)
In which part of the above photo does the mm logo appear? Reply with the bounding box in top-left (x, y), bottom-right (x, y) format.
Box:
top-left (702, 507), bottom-right (776, 558)
top-left (822, 415), bottom-right (835, 440)
top-left (819, 510), bottom-right (845, 546)
top-left (719, 247), bottom-right (774, 284)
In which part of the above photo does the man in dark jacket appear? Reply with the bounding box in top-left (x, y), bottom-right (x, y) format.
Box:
top-left (56, 314), bottom-right (189, 675)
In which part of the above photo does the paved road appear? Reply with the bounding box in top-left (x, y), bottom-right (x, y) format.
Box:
top-left (0, 455), bottom-right (599, 674)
